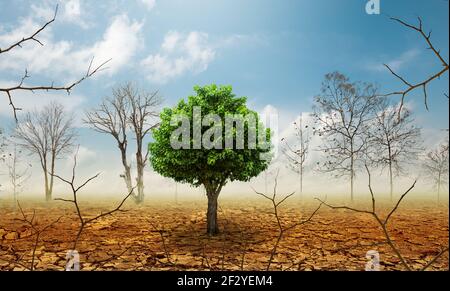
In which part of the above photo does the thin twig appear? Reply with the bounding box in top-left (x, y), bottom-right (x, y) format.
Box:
top-left (52, 147), bottom-right (133, 250)
top-left (315, 164), bottom-right (447, 271)
top-left (383, 17), bottom-right (449, 118)
top-left (0, 5), bottom-right (59, 54)
top-left (253, 170), bottom-right (323, 271)
top-left (15, 201), bottom-right (62, 271)
top-left (148, 220), bottom-right (175, 266)
top-left (0, 4), bottom-right (111, 121)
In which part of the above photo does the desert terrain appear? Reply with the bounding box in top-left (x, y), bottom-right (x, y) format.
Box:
top-left (0, 196), bottom-right (448, 271)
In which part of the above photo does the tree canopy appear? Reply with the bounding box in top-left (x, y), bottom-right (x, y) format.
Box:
top-left (149, 84), bottom-right (272, 190)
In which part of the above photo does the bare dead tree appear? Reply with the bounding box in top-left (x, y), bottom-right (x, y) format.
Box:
top-left (383, 17), bottom-right (449, 116)
top-left (0, 5), bottom-right (111, 121)
top-left (316, 164), bottom-right (449, 271)
top-left (368, 99), bottom-right (422, 200)
top-left (4, 141), bottom-right (32, 207)
top-left (253, 170), bottom-right (323, 271)
top-left (52, 149), bottom-right (134, 251)
top-left (123, 83), bottom-right (161, 203)
top-left (312, 72), bottom-right (380, 201)
top-left (85, 83), bottom-right (161, 204)
top-left (14, 102), bottom-right (76, 201)
top-left (281, 114), bottom-right (310, 198)
top-left (423, 141), bottom-right (449, 203)
top-left (84, 90), bottom-right (133, 195)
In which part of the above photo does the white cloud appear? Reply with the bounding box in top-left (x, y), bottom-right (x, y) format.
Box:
top-left (30, 0), bottom-right (91, 29)
top-left (368, 48), bottom-right (420, 72)
top-left (139, 31), bottom-right (266, 84)
top-left (141, 31), bottom-right (216, 84)
top-left (215, 33), bottom-right (268, 48)
top-left (0, 14), bottom-right (143, 78)
top-left (70, 146), bottom-right (96, 167)
top-left (161, 31), bottom-right (181, 52)
top-left (63, 0), bottom-right (83, 23)
top-left (85, 14), bottom-right (144, 74)
top-left (140, 0), bottom-right (156, 11)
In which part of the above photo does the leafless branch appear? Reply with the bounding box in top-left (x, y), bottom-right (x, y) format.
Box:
top-left (84, 83), bottom-right (161, 204)
top-left (312, 72), bottom-right (380, 201)
top-left (52, 148), bottom-right (134, 250)
top-left (148, 220), bottom-right (175, 266)
top-left (1, 58), bottom-right (111, 121)
top-left (281, 114), bottom-right (310, 196)
top-left (383, 17), bottom-right (449, 118)
top-left (315, 164), bottom-right (447, 271)
top-left (0, 5), bottom-right (58, 55)
top-left (90, 247), bottom-right (132, 270)
top-left (422, 141), bottom-right (449, 203)
top-left (420, 247), bottom-right (450, 271)
top-left (366, 100), bottom-right (423, 200)
top-left (13, 201), bottom-right (63, 271)
top-left (0, 5), bottom-right (111, 121)
top-left (14, 103), bottom-right (76, 202)
top-left (253, 170), bottom-right (323, 271)
top-left (201, 243), bottom-right (212, 270)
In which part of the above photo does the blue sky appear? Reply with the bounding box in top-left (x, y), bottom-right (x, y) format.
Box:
top-left (0, 0), bottom-right (448, 196)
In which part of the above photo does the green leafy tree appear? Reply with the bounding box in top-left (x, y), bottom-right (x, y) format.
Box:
top-left (149, 84), bottom-right (272, 235)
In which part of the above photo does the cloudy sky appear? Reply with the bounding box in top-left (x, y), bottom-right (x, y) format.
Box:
top-left (0, 0), bottom-right (448, 200)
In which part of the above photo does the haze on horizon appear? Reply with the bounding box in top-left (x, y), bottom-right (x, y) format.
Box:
top-left (0, 0), bottom-right (448, 202)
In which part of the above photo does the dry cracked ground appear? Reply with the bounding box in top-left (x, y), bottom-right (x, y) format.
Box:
top-left (0, 197), bottom-right (448, 271)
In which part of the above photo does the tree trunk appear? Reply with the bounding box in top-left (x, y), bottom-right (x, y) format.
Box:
top-left (12, 152), bottom-right (17, 209)
top-left (299, 116), bottom-right (304, 200)
top-left (299, 165), bottom-right (303, 199)
top-left (350, 152), bottom-right (354, 202)
top-left (43, 158), bottom-right (51, 202)
top-left (48, 153), bottom-right (56, 202)
top-left (135, 148), bottom-right (144, 204)
top-left (437, 171), bottom-right (441, 204)
top-left (40, 156), bottom-right (51, 202)
top-left (44, 172), bottom-right (51, 201)
top-left (388, 164), bottom-right (394, 201)
top-left (388, 146), bottom-right (393, 201)
top-left (206, 193), bottom-right (219, 236)
top-left (205, 182), bottom-right (221, 236)
top-left (119, 144), bottom-right (134, 196)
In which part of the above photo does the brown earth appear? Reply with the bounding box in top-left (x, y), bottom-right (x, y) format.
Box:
top-left (0, 197), bottom-right (448, 271)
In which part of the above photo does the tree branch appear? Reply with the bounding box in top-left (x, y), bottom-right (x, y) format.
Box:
top-left (52, 148), bottom-right (133, 250)
top-left (0, 5), bottom-right (58, 55)
top-left (254, 171), bottom-right (323, 270)
top-left (383, 17), bottom-right (449, 118)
